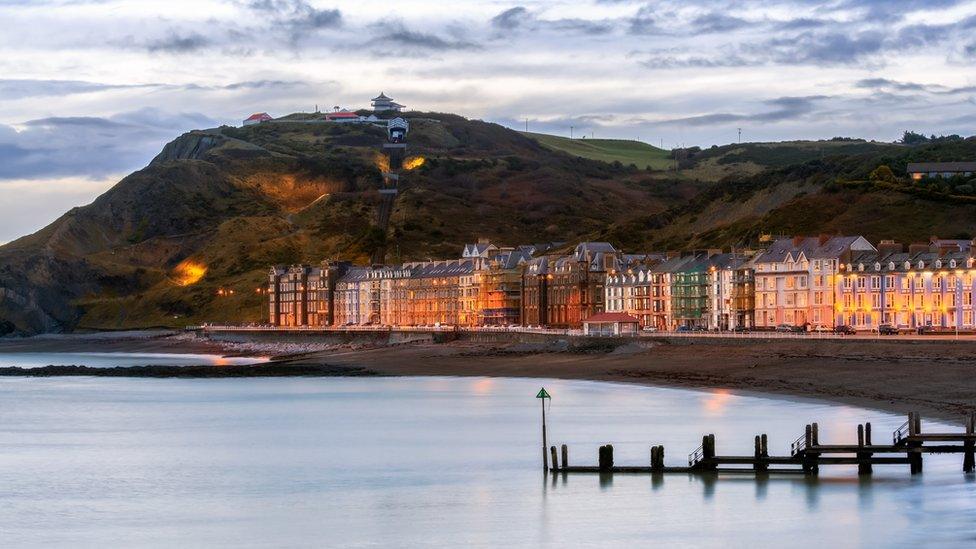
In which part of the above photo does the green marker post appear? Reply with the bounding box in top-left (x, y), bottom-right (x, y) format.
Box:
top-left (537, 387), bottom-right (551, 473)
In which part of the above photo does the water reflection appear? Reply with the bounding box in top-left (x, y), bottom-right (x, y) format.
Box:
top-left (0, 376), bottom-right (972, 548)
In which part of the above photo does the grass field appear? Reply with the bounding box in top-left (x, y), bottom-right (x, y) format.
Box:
top-left (524, 132), bottom-right (672, 170)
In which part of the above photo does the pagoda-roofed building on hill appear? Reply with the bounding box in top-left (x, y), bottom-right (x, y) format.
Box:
top-left (371, 92), bottom-right (404, 113)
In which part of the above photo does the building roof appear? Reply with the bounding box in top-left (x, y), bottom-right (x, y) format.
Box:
top-left (906, 162), bottom-right (976, 173)
top-left (753, 236), bottom-right (875, 264)
top-left (245, 112), bottom-right (272, 121)
top-left (372, 92), bottom-right (391, 101)
top-left (584, 312), bottom-right (640, 323)
top-left (327, 112), bottom-right (360, 118)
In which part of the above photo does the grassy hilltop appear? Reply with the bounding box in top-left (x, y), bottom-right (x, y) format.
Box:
top-left (1, 112), bottom-right (975, 335)
top-left (523, 132), bottom-right (672, 170)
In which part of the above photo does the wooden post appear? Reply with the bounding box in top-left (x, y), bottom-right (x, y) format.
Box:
top-left (812, 422), bottom-right (820, 446)
top-left (914, 412), bottom-right (922, 437)
top-left (803, 424), bottom-right (817, 475)
top-left (651, 446), bottom-right (662, 471)
top-left (599, 444), bottom-right (614, 471)
top-left (865, 422), bottom-right (872, 446)
top-left (963, 413), bottom-right (974, 473)
top-left (761, 434), bottom-right (768, 458)
top-left (857, 424), bottom-right (872, 475)
top-left (754, 435), bottom-right (767, 473)
top-left (550, 446), bottom-right (559, 471)
top-left (561, 444), bottom-right (568, 469)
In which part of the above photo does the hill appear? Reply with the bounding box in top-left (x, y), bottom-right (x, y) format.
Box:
top-left (597, 137), bottom-right (976, 250)
top-left (523, 132), bottom-right (672, 170)
top-left (2, 112), bottom-right (974, 335)
top-left (0, 112), bottom-right (698, 334)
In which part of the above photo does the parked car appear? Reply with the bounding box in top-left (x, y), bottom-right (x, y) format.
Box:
top-left (774, 324), bottom-right (795, 333)
top-left (732, 325), bottom-right (751, 333)
top-left (878, 324), bottom-right (898, 335)
top-left (834, 325), bottom-right (857, 335)
top-left (676, 325), bottom-right (692, 332)
top-left (812, 324), bottom-right (831, 333)
top-left (641, 326), bottom-right (658, 332)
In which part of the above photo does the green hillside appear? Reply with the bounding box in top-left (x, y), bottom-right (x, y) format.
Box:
top-left (523, 132), bottom-right (672, 170)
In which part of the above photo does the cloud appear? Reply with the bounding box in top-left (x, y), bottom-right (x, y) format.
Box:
top-left (365, 22), bottom-right (480, 54)
top-left (489, 6), bottom-right (614, 36)
top-left (855, 78), bottom-right (976, 95)
top-left (0, 108), bottom-right (219, 180)
top-left (244, 0), bottom-right (342, 42)
top-left (491, 6), bottom-right (527, 30)
top-left (752, 31), bottom-right (885, 65)
top-left (692, 13), bottom-right (748, 33)
top-left (144, 31), bottom-right (212, 53)
top-left (0, 79), bottom-right (154, 100)
top-left (653, 95), bottom-right (823, 127)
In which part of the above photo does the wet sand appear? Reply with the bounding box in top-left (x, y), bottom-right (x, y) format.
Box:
top-left (290, 338), bottom-right (976, 424)
top-left (3, 332), bottom-right (974, 424)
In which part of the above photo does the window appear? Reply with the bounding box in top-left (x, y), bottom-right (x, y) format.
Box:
top-left (901, 277), bottom-right (910, 291)
top-left (844, 277), bottom-right (853, 290)
top-left (948, 276), bottom-right (957, 291)
top-left (857, 277), bottom-right (866, 290)
top-left (885, 293), bottom-right (894, 308)
top-left (885, 275), bottom-right (895, 289)
top-left (871, 294), bottom-right (880, 308)
top-left (871, 276), bottom-right (880, 290)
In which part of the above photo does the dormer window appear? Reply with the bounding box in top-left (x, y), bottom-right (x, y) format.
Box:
top-left (888, 262), bottom-right (895, 270)
top-left (905, 261), bottom-right (911, 270)
top-left (858, 264), bottom-right (864, 272)
top-left (874, 262), bottom-right (881, 271)
top-left (935, 260), bottom-right (942, 269)
top-left (917, 261), bottom-right (925, 269)
top-left (950, 260), bottom-right (957, 268)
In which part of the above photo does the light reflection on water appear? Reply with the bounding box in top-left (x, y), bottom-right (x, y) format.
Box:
top-left (0, 352), bottom-right (267, 368)
top-left (0, 376), bottom-right (973, 548)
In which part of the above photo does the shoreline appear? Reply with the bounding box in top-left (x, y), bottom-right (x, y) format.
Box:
top-left (277, 338), bottom-right (976, 425)
top-left (2, 333), bottom-right (975, 424)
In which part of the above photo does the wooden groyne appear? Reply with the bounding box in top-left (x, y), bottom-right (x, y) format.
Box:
top-left (548, 411), bottom-right (976, 476)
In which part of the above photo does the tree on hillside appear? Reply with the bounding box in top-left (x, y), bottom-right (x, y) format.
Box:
top-left (869, 165), bottom-right (897, 183)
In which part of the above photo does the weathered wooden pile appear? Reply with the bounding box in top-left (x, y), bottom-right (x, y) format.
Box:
top-left (549, 411), bottom-right (976, 476)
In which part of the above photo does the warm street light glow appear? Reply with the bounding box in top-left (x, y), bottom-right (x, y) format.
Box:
top-left (404, 156), bottom-right (425, 170)
top-left (171, 259), bottom-right (207, 286)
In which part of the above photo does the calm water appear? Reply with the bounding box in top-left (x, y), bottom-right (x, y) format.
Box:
top-left (0, 376), bottom-right (973, 548)
top-left (0, 352), bottom-right (267, 368)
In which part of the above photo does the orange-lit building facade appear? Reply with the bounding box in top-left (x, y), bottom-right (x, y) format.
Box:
top-left (521, 243), bottom-right (622, 328)
top-left (840, 244), bottom-right (976, 331)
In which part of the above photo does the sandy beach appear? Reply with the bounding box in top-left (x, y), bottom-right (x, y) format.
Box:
top-left (282, 337), bottom-right (976, 424)
top-left (3, 331), bottom-right (975, 424)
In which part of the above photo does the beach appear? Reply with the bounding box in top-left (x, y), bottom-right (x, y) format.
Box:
top-left (284, 337), bottom-right (976, 424)
top-left (3, 331), bottom-right (975, 424)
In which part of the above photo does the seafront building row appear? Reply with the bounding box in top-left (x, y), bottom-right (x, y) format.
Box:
top-left (268, 235), bottom-right (976, 333)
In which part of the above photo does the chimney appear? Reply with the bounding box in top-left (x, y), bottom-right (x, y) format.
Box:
top-left (908, 243), bottom-right (929, 255)
top-left (666, 251), bottom-right (681, 260)
top-left (793, 236), bottom-right (804, 247)
top-left (707, 248), bottom-right (722, 257)
top-left (818, 234), bottom-right (830, 246)
top-left (877, 240), bottom-right (903, 256)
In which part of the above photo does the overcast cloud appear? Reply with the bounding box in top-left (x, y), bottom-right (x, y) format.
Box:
top-left (1, 0), bottom-right (975, 241)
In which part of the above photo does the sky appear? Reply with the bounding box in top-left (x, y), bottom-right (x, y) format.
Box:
top-left (1, 0), bottom-right (975, 243)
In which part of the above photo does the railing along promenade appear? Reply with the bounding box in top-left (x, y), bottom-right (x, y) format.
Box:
top-left (190, 324), bottom-right (976, 341)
